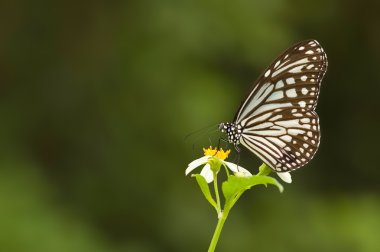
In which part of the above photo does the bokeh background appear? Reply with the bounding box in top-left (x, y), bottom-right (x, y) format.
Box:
top-left (1, 0), bottom-right (380, 251)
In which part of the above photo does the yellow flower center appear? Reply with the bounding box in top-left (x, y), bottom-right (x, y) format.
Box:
top-left (203, 146), bottom-right (217, 156)
top-left (216, 148), bottom-right (230, 160)
top-left (203, 146), bottom-right (231, 160)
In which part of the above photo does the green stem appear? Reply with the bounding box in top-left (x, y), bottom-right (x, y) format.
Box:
top-left (208, 208), bottom-right (230, 252)
top-left (213, 172), bottom-right (221, 215)
top-left (208, 171), bottom-right (232, 252)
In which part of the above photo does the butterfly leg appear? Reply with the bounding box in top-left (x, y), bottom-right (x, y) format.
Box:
top-left (234, 144), bottom-right (241, 172)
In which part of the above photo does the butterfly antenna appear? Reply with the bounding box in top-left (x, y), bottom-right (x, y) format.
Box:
top-left (184, 124), bottom-right (219, 143)
top-left (185, 125), bottom-right (221, 157)
top-left (217, 137), bottom-right (229, 150)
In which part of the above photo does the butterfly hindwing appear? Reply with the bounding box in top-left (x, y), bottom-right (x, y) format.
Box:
top-left (239, 107), bottom-right (320, 171)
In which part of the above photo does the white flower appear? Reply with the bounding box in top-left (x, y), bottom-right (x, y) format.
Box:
top-left (186, 147), bottom-right (292, 184)
top-left (224, 161), bottom-right (252, 178)
top-left (277, 172), bottom-right (292, 183)
top-left (185, 147), bottom-right (252, 183)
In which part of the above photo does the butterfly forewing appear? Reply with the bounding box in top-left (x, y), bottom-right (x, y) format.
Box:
top-left (231, 39), bottom-right (327, 172)
top-left (235, 40), bottom-right (327, 124)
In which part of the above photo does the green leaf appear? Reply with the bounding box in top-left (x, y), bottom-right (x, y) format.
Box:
top-left (257, 163), bottom-right (272, 176)
top-left (192, 174), bottom-right (217, 210)
top-left (222, 175), bottom-right (283, 204)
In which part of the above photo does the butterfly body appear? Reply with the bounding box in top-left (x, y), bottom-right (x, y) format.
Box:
top-left (219, 122), bottom-right (242, 145)
top-left (219, 40), bottom-right (327, 173)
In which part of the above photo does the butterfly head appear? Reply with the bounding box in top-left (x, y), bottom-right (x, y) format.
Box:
top-left (219, 122), bottom-right (242, 144)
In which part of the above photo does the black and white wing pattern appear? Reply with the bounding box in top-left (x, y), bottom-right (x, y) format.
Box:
top-left (221, 40), bottom-right (327, 172)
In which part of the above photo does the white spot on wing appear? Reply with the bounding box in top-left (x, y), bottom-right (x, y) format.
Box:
top-left (289, 65), bottom-right (304, 73)
top-left (264, 69), bottom-right (271, 77)
top-left (274, 60), bottom-right (281, 68)
top-left (301, 75), bottom-right (307, 81)
top-left (288, 129), bottom-right (305, 135)
top-left (286, 77), bottom-right (295, 84)
top-left (266, 91), bottom-right (284, 102)
top-left (276, 119), bottom-right (301, 128)
top-left (275, 80), bottom-right (284, 89)
top-left (251, 102), bottom-right (292, 117)
top-left (280, 135), bottom-right (292, 142)
top-left (303, 123), bottom-right (312, 129)
top-left (286, 88), bottom-right (297, 98)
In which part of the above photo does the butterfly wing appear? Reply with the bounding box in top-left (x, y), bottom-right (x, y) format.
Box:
top-left (235, 40), bottom-right (327, 172)
top-left (239, 107), bottom-right (320, 171)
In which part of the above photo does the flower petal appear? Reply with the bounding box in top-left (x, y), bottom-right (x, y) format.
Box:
top-left (200, 164), bottom-right (214, 183)
top-left (185, 156), bottom-right (210, 175)
top-left (224, 161), bottom-right (251, 176)
top-left (224, 161), bottom-right (239, 172)
top-left (234, 167), bottom-right (253, 177)
top-left (277, 172), bottom-right (292, 183)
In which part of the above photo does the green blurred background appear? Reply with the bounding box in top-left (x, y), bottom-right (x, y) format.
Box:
top-left (1, 0), bottom-right (380, 251)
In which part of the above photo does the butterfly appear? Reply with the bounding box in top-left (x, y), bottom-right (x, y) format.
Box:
top-left (219, 40), bottom-right (327, 172)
